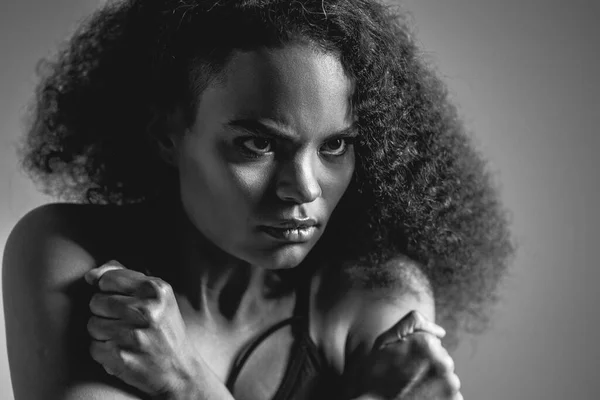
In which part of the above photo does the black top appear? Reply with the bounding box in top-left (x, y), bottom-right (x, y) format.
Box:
top-left (225, 276), bottom-right (333, 400)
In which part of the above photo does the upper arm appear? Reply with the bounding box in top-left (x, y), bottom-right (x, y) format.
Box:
top-left (313, 255), bottom-right (435, 375)
top-left (2, 204), bottom-right (144, 400)
top-left (347, 258), bottom-right (435, 351)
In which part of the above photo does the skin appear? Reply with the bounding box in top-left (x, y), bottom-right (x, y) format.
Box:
top-left (151, 44), bottom-right (358, 395)
top-left (85, 263), bottom-right (452, 400)
top-left (172, 44), bottom-right (356, 272)
top-left (3, 44), bottom-right (462, 400)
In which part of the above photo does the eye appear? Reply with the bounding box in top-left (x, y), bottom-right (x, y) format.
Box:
top-left (320, 138), bottom-right (353, 156)
top-left (238, 137), bottom-right (273, 154)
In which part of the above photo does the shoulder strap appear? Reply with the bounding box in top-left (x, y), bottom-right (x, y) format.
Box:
top-left (226, 316), bottom-right (301, 390)
top-left (226, 273), bottom-right (314, 390)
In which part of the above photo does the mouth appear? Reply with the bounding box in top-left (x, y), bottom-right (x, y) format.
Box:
top-left (259, 226), bottom-right (318, 243)
top-left (259, 218), bottom-right (319, 243)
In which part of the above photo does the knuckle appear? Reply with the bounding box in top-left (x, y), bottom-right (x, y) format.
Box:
top-left (89, 341), bottom-right (102, 361)
top-left (87, 317), bottom-right (99, 336)
top-left (104, 359), bottom-right (123, 377)
top-left (411, 310), bottom-right (425, 323)
top-left (417, 332), bottom-right (440, 350)
top-left (131, 329), bottom-right (145, 348)
top-left (90, 340), bottom-right (114, 365)
top-left (150, 277), bottom-right (172, 298)
top-left (133, 304), bottom-right (155, 325)
top-left (442, 355), bottom-right (455, 374)
top-left (443, 372), bottom-right (461, 395)
top-left (434, 349), bottom-right (455, 374)
top-left (123, 329), bottom-right (145, 348)
top-left (89, 294), bottom-right (100, 313)
top-left (405, 310), bottom-right (419, 324)
top-left (139, 278), bottom-right (161, 299)
top-left (408, 333), bottom-right (442, 361)
top-left (440, 357), bottom-right (454, 374)
top-left (109, 347), bottom-right (127, 374)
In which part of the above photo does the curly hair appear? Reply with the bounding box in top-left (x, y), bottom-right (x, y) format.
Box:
top-left (20, 0), bottom-right (514, 348)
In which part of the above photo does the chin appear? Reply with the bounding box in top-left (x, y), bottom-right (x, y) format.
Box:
top-left (254, 244), bottom-right (312, 270)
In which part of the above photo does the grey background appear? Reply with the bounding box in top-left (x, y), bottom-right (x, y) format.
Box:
top-left (1, 0), bottom-right (598, 399)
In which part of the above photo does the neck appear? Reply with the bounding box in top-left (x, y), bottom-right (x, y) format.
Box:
top-left (150, 197), bottom-right (296, 327)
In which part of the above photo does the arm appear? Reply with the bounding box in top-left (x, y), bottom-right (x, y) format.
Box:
top-left (3, 204), bottom-right (146, 400)
top-left (313, 256), bottom-right (436, 374)
top-left (83, 263), bottom-right (237, 400)
top-left (344, 259), bottom-right (437, 365)
top-left (313, 256), bottom-right (459, 400)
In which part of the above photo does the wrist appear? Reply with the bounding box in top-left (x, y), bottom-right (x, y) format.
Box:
top-left (160, 355), bottom-right (236, 400)
top-left (162, 384), bottom-right (201, 400)
top-left (156, 355), bottom-right (203, 400)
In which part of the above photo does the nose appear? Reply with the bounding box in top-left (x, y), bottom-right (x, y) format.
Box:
top-left (275, 153), bottom-right (322, 204)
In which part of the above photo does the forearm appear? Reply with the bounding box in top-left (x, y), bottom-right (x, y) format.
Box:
top-left (160, 358), bottom-right (236, 400)
top-left (161, 383), bottom-right (235, 400)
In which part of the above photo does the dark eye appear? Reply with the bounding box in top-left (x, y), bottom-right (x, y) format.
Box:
top-left (321, 138), bottom-right (351, 156)
top-left (240, 138), bottom-right (273, 154)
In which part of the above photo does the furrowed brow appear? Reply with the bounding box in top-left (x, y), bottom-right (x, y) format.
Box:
top-left (329, 124), bottom-right (359, 137)
top-left (226, 119), bottom-right (295, 140)
top-left (226, 119), bottom-right (358, 140)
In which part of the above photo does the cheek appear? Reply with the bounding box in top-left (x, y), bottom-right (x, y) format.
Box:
top-left (228, 163), bottom-right (274, 202)
top-left (322, 154), bottom-right (355, 204)
top-left (176, 146), bottom-right (236, 231)
top-left (178, 148), bottom-right (274, 220)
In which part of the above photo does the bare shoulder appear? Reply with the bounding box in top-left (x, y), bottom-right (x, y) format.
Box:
top-left (309, 255), bottom-right (435, 374)
top-left (2, 203), bottom-right (146, 399)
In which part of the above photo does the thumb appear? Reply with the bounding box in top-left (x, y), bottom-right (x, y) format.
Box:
top-left (84, 260), bottom-right (125, 286)
top-left (373, 310), bottom-right (446, 350)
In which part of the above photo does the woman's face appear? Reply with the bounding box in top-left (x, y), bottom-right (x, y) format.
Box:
top-left (173, 45), bottom-right (356, 269)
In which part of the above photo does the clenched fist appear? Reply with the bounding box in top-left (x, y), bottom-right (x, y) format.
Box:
top-left (85, 261), bottom-right (199, 398)
top-left (348, 311), bottom-right (462, 400)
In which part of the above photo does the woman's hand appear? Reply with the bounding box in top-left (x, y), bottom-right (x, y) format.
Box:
top-left (348, 311), bottom-right (462, 400)
top-left (84, 260), bottom-right (200, 398)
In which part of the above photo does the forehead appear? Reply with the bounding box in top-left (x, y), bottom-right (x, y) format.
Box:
top-left (195, 45), bottom-right (355, 135)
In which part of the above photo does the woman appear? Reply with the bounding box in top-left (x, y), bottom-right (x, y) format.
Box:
top-left (3, 0), bottom-right (513, 399)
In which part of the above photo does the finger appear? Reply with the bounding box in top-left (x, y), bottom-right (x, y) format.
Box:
top-left (406, 370), bottom-right (462, 400)
top-left (429, 344), bottom-right (455, 374)
top-left (134, 276), bottom-right (173, 300)
top-left (90, 339), bottom-right (123, 376)
top-left (93, 267), bottom-right (151, 296)
top-left (85, 260), bottom-right (126, 286)
top-left (374, 310), bottom-right (445, 350)
top-left (89, 293), bottom-right (151, 326)
top-left (87, 316), bottom-right (121, 341)
top-left (87, 316), bottom-right (147, 348)
top-left (90, 340), bottom-right (139, 379)
top-left (405, 337), bottom-right (460, 398)
top-left (379, 332), bottom-right (443, 379)
top-left (90, 293), bottom-right (133, 319)
top-left (400, 310), bottom-right (446, 338)
top-left (424, 371), bottom-right (462, 398)
top-left (405, 332), bottom-right (455, 374)
top-left (446, 373), bottom-right (461, 394)
top-left (397, 358), bottom-right (431, 398)
top-left (113, 328), bottom-right (148, 350)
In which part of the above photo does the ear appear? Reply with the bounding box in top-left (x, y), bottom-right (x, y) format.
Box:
top-left (154, 132), bottom-right (179, 167)
top-left (148, 109), bottom-right (187, 167)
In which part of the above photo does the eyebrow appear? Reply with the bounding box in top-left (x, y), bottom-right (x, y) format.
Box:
top-left (226, 119), bottom-right (358, 141)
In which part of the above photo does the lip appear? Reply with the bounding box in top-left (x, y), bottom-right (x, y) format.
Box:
top-left (259, 225), bottom-right (318, 243)
top-left (266, 218), bottom-right (319, 230)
